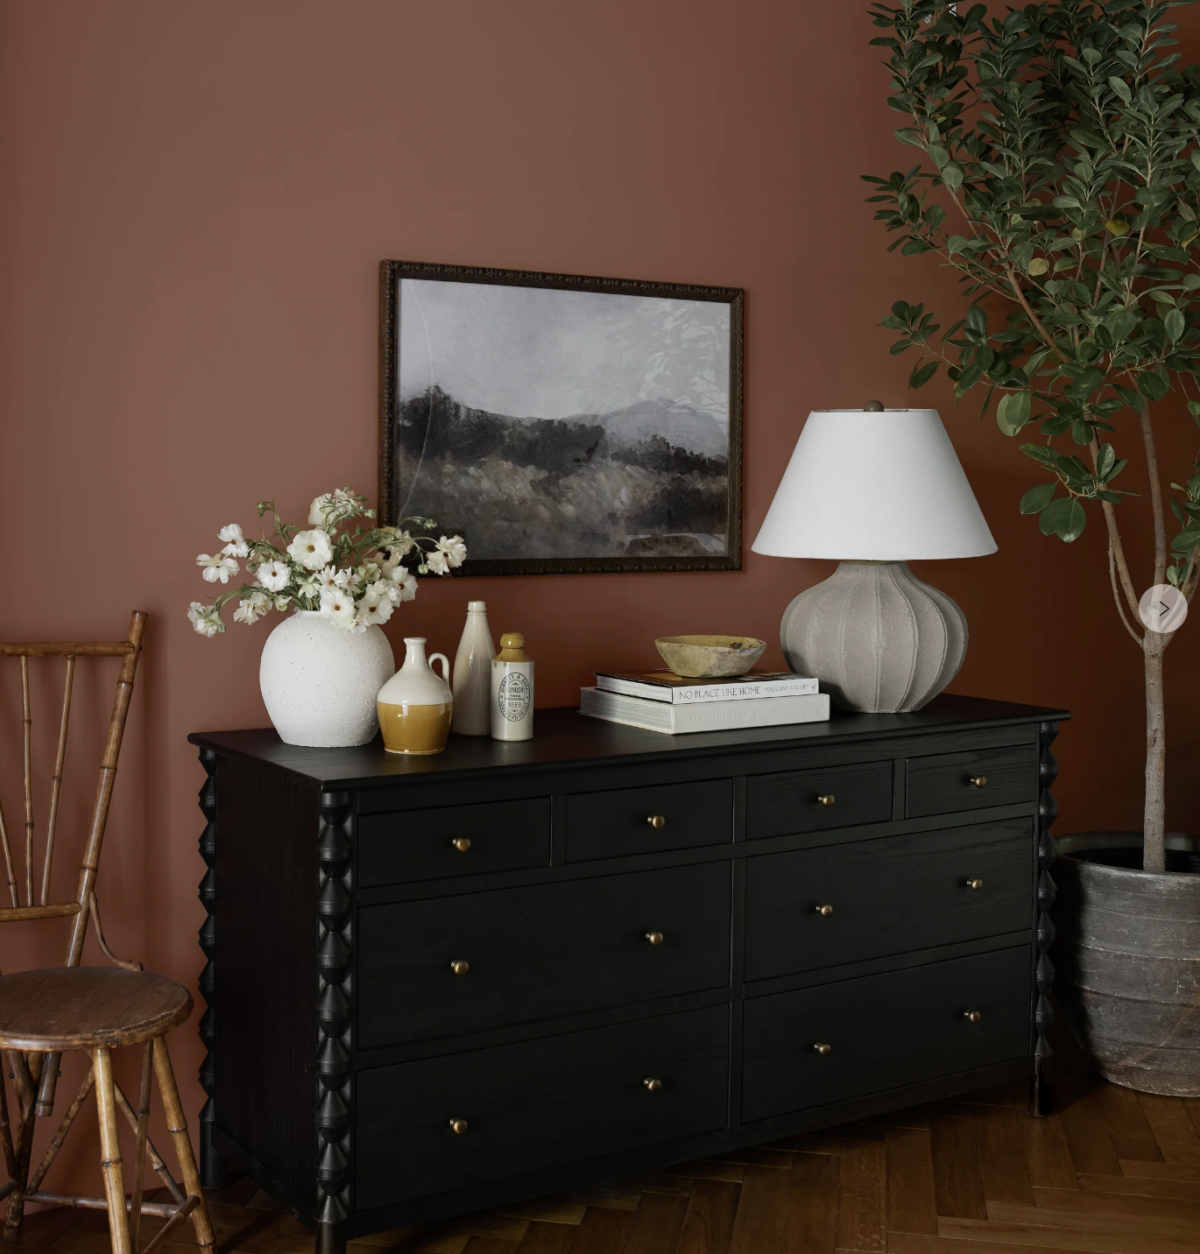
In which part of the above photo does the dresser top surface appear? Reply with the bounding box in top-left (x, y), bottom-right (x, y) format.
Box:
top-left (188, 692), bottom-right (1068, 789)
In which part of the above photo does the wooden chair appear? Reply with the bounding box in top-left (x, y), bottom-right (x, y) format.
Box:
top-left (0, 612), bottom-right (215, 1254)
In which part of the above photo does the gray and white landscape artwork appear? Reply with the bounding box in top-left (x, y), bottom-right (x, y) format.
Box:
top-left (391, 279), bottom-right (733, 565)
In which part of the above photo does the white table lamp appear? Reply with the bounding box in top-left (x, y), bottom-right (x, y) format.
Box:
top-left (752, 405), bottom-right (996, 713)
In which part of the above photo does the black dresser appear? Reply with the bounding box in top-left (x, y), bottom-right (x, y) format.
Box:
top-left (189, 693), bottom-right (1067, 1253)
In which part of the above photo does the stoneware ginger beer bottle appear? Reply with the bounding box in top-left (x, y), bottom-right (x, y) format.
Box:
top-left (451, 600), bottom-right (494, 735)
top-left (490, 632), bottom-right (534, 741)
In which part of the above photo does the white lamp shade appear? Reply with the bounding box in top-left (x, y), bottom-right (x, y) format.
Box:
top-left (751, 408), bottom-right (997, 561)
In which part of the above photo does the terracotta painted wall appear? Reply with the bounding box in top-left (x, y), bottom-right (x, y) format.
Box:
top-left (2, 0), bottom-right (1198, 1194)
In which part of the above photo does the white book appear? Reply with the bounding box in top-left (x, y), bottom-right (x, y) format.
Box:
top-left (579, 686), bottom-right (831, 735)
top-left (595, 669), bottom-right (819, 704)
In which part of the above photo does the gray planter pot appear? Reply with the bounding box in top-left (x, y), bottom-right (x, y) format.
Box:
top-left (1052, 832), bottom-right (1200, 1097)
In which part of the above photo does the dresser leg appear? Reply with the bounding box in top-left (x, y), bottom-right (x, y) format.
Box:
top-left (1028, 1049), bottom-right (1053, 1118)
top-left (199, 1121), bottom-right (227, 1191)
top-left (316, 1221), bottom-right (347, 1254)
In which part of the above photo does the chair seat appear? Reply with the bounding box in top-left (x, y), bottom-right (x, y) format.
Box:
top-left (0, 967), bottom-right (192, 1051)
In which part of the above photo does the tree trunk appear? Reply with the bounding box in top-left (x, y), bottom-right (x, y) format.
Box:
top-left (1144, 630), bottom-right (1167, 874)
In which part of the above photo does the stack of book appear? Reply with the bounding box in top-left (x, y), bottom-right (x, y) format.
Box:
top-left (580, 669), bottom-right (828, 734)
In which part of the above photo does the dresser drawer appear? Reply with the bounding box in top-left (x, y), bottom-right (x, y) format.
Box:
top-left (358, 862), bottom-right (731, 1047)
top-left (906, 744), bottom-right (1036, 818)
top-left (565, 779), bottom-right (732, 861)
top-left (742, 947), bottom-right (1030, 1123)
top-left (356, 1004), bottom-right (729, 1207)
top-left (747, 761), bottom-right (893, 839)
top-left (744, 819), bottom-right (1031, 982)
top-left (358, 798), bottom-right (550, 887)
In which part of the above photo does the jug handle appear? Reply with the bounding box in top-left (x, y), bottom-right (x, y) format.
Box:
top-left (430, 653), bottom-right (451, 683)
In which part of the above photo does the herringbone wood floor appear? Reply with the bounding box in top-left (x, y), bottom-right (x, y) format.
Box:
top-left (7, 1038), bottom-right (1199, 1254)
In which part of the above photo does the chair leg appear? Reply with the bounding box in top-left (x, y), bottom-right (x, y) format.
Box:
top-left (3, 1048), bottom-right (40, 1240)
top-left (94, 1049), bottom-right (132, 1254)
top-left (151, 1036), bottom-right (215, 1251)
top-left (129, 1044), bottom-right (153, 1254)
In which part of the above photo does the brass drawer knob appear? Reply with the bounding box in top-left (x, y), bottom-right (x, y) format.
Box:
top-left (646, 815), bottom-right (667, 829)
top-left (643, 1077), bottom-right (662, 1092)
top-left (815, 904), bottom-right (834, 917)
top-left (645, 931), bottom-right (664, 946)
top-left (449, 1118), bottom-right (468, 1134)
top-left (450, 959), bottom-right (470, 975)
top-left (816, 794), bottom-right (836, 807)
top-left (813, 1042), bottom-right (833, 1055)
top-left (968, 775), bottom-right (988, 788)
top-left (964, 1010), bottom-right (983, 1024)
top-left (966, 878), bottom-right (984, 891)
top-left (452, 837), bottom-right (472, 852)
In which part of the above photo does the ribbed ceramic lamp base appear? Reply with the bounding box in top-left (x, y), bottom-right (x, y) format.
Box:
top-left (780, 561), bottom-right (968, 714)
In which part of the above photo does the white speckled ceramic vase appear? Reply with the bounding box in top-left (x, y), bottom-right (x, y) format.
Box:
top-left (259, 611), bottom-right (395, 747)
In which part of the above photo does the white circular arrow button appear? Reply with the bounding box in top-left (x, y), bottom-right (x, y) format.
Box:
top-left (1138, 584), bottom-right (1189, 633)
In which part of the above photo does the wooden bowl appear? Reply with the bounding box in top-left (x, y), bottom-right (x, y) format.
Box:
top-left (654, 634), bottom-right (767, 678)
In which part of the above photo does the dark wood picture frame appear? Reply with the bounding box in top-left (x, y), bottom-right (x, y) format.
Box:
top-left (378, 260), bottom-right (744, 577)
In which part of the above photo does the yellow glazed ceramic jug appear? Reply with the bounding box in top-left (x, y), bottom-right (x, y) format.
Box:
top-left (376, 637), bottom-right (453, 754)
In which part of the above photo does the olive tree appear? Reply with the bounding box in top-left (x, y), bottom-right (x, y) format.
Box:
top-left (867, 0), bottom-right (1200, 872)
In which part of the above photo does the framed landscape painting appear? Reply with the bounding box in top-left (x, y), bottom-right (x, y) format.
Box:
top-left (378, 260), bottom-right (743, 576)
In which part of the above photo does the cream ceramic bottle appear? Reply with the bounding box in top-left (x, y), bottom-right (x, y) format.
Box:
top-left (451, 600), bottom-right (495, 736)
top-left (490, 632), bottom-right (534, 741)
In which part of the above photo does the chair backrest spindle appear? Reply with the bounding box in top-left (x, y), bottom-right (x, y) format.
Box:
top-left (41, 655), bottom-right (75, 908)
top-left (21, 655), bottom-right (35, 909)
top-left (0, 792), bottom-right (16, 908)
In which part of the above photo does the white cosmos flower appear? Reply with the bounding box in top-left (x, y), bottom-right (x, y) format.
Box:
top-left (257, 559), bottom-right (290, 592)
top-left (308, 488), bottom-right (356, 527)
top-left (233, 591), bottom-right (272, 625)
top-left (187, 602), bottom-right (223, 637)
top-left (377, 532), bottom-right (415, 570)
top-left (218, 524), bottom-right (250, 558)
top-left (333, 567), bottom-right (360, 590)
top-left (436, 535), bottom-right (467, 568)
top-left (319, 587), bottom-right (357, 630)
top-left (390, 567), bottom-right (418, 601)
top-left (287, 529), bottom-right (334, 571)
top-left (197, 553), bottom-right (239, 583)
top-left (296, 576), bottom-right (321, 601)
top-left (425, 550), bottom-right (449, 575)
top-left (357, 596), bottom-right (394, 627)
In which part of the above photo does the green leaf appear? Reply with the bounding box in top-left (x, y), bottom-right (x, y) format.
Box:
top-left (1107, 309), bottom-right (1137, 342)
top-left (1019, 483), bottom-right (1057, 515)
top-left (941, 164), bottom-right (964, 193)
top-left (1115, 384), bottom-right (1143, 411)
top-left (1108, 76), bottom-right (1132, 104)
top-left (996, 391), bottom-right (1032, 436)
top-left (946, 235), bottom-right (969, 255)
top-left (1071, 419), bottom-right (1093, 446)
top-left (1039, 497), bottom-right (1087, 542)
top-left (1166, 308), bottom-right (1186, 342)
top-left (1137, 372), bottom-right (1170, 402)
top-left (1188, 399), bottom-right (1200, 423)
top-left (1171, 526), bottom-right (1200, 553)
top-left (909, 360), bottom-right (938, 389)
top-left (1028, 257), bottom-right (1049, 276)
top-left (966, 305), bottom-right (988, 337)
